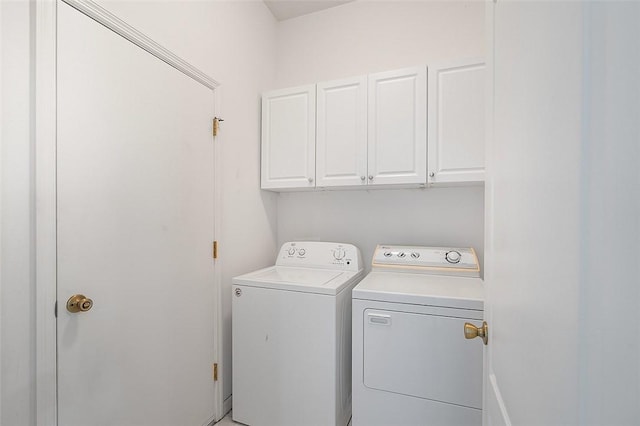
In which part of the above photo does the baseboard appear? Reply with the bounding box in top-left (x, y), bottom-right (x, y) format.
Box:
top-left (204, 413), bottom-right (216, 426)
top-left (223, 395), bottom-right (232, 418)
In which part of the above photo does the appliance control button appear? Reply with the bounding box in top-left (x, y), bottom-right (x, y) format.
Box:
top-left (287, 248), bottom-right (296, 256)
top-left (333, 248), bottom-right (345, 260)
top-left (411, 252), bottom-right (420, 259)
top-left (397, 252), bottom-right (406, 258)
top-left (298, 249), bottom-right (306, 256)
top-left (445, 250), bottom-right (462, 264)
top-left (383, 251), bottom-right (393, 258)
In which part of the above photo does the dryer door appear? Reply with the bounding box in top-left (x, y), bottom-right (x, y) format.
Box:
top-left (363, 308), bottom-right (483, 409)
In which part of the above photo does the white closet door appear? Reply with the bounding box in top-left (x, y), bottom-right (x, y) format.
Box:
top-left (316, 76), bottom-right (368, 187)
top-left (261, 85), bottom-right (316, 190)
top-left (428, 59), bottom-right (485, 185)
top-left (57, 3), bottom-right (216, 425)
top-left (368, 66), bottom-right (427, 186)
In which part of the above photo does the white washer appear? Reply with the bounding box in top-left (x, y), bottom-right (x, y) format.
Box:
top-left (352, 245), bottom-right (485, 426)
top-left (232, 241), bottom-right (363, 426)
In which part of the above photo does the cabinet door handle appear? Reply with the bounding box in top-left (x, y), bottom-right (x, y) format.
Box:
top-left (360, 176), bottom-right (366, 181)
top-left (368, 175), bottom-right (374, 180)
top-left (308, 177), bottom-right (314, 183)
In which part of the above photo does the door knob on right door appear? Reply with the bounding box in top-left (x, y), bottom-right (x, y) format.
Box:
top-left (66, 294), bottom-right (94, 313)
top-left (464, 321), bottom-right (488, 345)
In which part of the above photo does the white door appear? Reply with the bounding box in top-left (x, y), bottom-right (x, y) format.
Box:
top-left (427, 58), bottom-right (485, 185)
top-left (316, 76), bottom-right (367, 187)
top-left (57, 3), bottom-right (217, 425)
top-left (261, 85), bottom-right (316, 190)
top-left (368, 66), bottom-right (427, 186)
top-left (484, 1), bottom-right (640, 425)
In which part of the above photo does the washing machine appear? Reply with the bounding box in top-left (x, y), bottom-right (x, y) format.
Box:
top-left (352, 245), bottom-right (485, 426)
top-left (232, 241), bottom-right (363, 426)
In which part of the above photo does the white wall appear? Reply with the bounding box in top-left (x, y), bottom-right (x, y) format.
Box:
top-left (275, 0), bottom-right (485, 88)
top-left (0, 1), bottom-right (278, 421)
top-left (278, 187), bottom-right (484, 271)
top-left (0, 2), bottom-right (2, 420)
top-left (274, 1), bottom-right (485, 270)
top-left (1, 2), bottom-right (36, 425)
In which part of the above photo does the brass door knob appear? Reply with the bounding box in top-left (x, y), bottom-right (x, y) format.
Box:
top-left (464, 321), bottom-right (488, 345)
top-left (67, 294), bottom-right (93, 313)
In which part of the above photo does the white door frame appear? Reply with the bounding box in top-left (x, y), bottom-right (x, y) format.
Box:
top-left (34, 1), bottom-right (224, 424)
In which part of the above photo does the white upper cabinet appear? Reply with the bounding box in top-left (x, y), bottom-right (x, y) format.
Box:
top-left (428, 59), bottom-right (485, 185)
top-left (368, 66), bottom-right (427, 186)
top-left (316, 76), bottom-right (368, 187)
top-left (261, 85), bottom-right (316, 190)
top-left (260, 60), bottom-right (484, 191)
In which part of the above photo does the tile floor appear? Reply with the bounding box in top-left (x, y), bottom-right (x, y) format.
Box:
top-left (215, 412), bottom-right (352, 426)
top-left (215, 411), bottom-right (238, 425)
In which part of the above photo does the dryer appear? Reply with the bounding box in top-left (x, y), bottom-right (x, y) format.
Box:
top-left (352, 245), bottom-right (484, 426)
top-left (232, 241), bottom-right (363, 426)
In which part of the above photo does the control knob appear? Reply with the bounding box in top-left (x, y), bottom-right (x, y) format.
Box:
top-left (333, 248), bottom-right (346, 260)
top-left (287, 247), bottom-right (296, 256)
top-left (445, 250), bottom-right (462, 264)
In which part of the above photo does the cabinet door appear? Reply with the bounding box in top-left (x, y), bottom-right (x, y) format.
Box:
top-left (428, 59), bottom-right (485, 185)
top-left (368, 66), bottom-right (427, 186)
top-left (261, 85), bottom-right (316, 190)
top-left (316, 76), bottom-right (368, 187)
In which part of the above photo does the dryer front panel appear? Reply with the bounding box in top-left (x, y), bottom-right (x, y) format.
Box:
top-left (362, 308), bottom-right (483, 409)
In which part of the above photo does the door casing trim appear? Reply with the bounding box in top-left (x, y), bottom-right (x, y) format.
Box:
top-left (62, 0), bottom-right (219, 90)
top-left (35, 1), bottom-right (223, 424)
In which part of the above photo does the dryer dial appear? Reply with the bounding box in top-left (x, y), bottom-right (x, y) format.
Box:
top-left (445, 250), bottom-right (462, 264)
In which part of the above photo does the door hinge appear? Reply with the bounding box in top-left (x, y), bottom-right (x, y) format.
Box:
top-left (213, 117), bottom-right (224, 137)
top-left (213, 363), bottom-right (218, 381)
top-left (213, 240), bottom-right (218, 259)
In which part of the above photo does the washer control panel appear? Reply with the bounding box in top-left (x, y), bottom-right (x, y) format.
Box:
top-left (372, 245), bottom-right (480, 277)
top-left (276, 241), bottom-right (362, 272)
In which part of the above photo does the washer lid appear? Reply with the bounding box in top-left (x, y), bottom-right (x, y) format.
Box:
top-left (232, 266), bottom-right (362, 295)
top-left (352, 271), bottom-right (484, 310)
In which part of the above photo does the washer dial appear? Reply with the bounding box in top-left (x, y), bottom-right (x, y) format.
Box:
top-left (333, 248), bottom-right (346, 260)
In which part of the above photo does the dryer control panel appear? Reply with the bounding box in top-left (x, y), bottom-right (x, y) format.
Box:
top-left (276, 241), bottom-right (363, 272)
top-left (372, 245), bottom-right (480, 277)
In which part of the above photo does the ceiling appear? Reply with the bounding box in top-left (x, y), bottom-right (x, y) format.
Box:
top-left (264, 0), bottom-right (354, 21)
